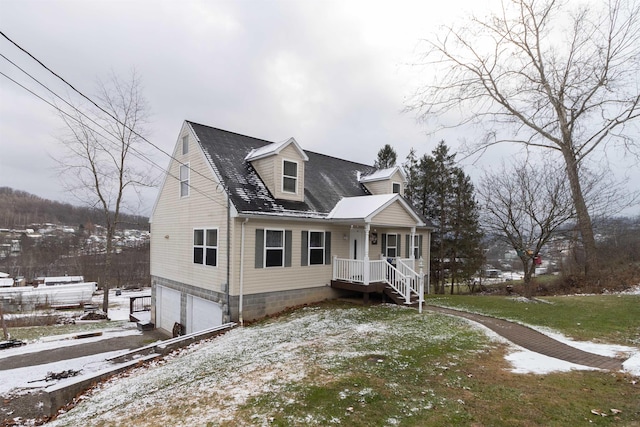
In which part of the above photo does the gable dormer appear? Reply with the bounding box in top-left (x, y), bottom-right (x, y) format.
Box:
top-left (245, 137), bottom-right (309, 202)
top-left (359, 166), bottom-right (407, 196)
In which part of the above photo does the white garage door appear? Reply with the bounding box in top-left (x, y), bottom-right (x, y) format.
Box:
top-left (157, 286), bottom-right (181, 334)
top-left (187, 295), bottom-right (223, 334)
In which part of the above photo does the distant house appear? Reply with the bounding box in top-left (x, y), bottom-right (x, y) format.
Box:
top-left (150, 121), bottom-right (432, 335)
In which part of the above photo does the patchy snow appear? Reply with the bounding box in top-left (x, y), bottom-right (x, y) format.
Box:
top-left (46, 306), bottom-right (466, 426)
top-left (0, 350), bottom-right (124, 395)
top-left (0, 289), bottom-right (152, 397)
top-left (464, 318), bottom-right (640, 376)
top-left (0, 327), bottom-right (140, 361)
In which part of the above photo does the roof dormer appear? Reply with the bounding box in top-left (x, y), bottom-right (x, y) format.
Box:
top-left (245, 137), bottom-right (308, 202)
top-left (359, 166), bottom-right (407, 196)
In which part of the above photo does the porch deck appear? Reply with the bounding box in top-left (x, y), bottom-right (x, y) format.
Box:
top-left (331, 257), bottom-right (425, 310)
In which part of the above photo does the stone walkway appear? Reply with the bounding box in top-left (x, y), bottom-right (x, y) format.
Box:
top-left (425, 305), bottom-right (626, 371)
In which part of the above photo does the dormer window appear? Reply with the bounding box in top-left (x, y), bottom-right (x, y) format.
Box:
top-left (283, 160), bottom-right (298, 193)
top-left (392, 182), bottom-right (401, 194)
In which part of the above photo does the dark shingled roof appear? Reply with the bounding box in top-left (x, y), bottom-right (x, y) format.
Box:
top-left (188, 121), bottom-right (377, 217)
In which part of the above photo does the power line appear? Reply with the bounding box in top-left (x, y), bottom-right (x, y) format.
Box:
top-left (0, 32), bottom-right (230, 209)
top-left (0, 30), bottom-right (225, 193)
top-left (0, 66), bottom-right (227, 210)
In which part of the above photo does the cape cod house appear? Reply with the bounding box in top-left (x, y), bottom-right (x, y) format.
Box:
top-left (150, 121), bottom-right (432, 335)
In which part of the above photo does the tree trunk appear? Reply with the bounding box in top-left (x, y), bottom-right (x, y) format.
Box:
top-left (561, 150), bottom-right (598, 277)
top-left (102, 226), bottom-right (113, 313)
top-left (522, 258), bottom-right (533, 299)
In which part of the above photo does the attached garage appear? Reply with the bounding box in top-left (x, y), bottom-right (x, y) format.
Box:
top-left (156, 285), bottom-right (182, 334)
top-left (187, 295), bottom-right (223, 334)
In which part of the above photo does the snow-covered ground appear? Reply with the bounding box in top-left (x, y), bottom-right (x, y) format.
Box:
top-left (0, 289), bottom-right (152, 396)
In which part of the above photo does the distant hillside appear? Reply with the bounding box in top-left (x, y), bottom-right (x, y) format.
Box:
top-left (0, 187), bottom-right (149, 230)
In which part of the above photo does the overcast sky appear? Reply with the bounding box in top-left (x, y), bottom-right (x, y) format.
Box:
top-left (1, 0), bottom-right (638, 217)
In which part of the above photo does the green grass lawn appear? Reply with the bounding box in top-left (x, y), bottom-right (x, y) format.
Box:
top-left (425, 294), bottom-right (640, 345)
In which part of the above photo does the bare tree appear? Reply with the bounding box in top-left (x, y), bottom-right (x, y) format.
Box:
top-left (56, 71), bottom-right (152, 312)
top-left (478, 159), bottom-right (575, 297)
top-left (410, 0), bottom-right (640, 276)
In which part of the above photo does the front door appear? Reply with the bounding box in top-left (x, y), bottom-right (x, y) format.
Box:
top-left (349, 228), bottom-right (365, 260)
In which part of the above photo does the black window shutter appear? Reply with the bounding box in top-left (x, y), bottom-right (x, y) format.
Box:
top-left (381, 233), bottom-right (387, 256)
top-left (255, 229), bottom-right (264, 268)
top-left (285, 230), bottom-right (292, 267)
top-left (301, 231), bottom-right (308, 266)
top-left (397, 235), bottom-right (402, 257)
top-left (419, 234), bottom-right (423, 259)
top-left (405, 234), bottom-right (410, 258)
top-left (325, 232), bottom-right (332, 265)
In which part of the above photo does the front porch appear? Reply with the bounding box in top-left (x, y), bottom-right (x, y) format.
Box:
top-left (331, 256), bottom-right (426, 312)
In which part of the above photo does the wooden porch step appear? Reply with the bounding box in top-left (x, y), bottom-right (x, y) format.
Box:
top-left (383, 286), bottom-right (420, 307)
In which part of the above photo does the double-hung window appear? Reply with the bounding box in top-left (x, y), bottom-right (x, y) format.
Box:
top-left (301, 231), bottom-right (332, 266)
top-left (413, 234), bottom-right (421, 259)
top-left (282, 160), bottom-right (298, 193)
top-left (180, 164), bottom-right (190, 197)
top-left (386, 233), bottom-right (398, 258)
top-left (309, 231), bottom-right (325, 265)
top-left (193, 228), bottom-right (218, 266)
top-left (265, 229), bottom-right (284, 267)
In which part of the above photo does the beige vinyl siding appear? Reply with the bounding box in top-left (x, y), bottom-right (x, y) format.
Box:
top-left (251, 156), bottom-right (276, 193)
top-left (151, 127), bottom-right (229, 294)
top-left (230, 219), bottom-right (349, 296)
top-left (371, 201), bottom-right (417, 227)
top-left (362, 170), bottom-right (405, 195)
top-left (363, 180), bottom-right (389, 195)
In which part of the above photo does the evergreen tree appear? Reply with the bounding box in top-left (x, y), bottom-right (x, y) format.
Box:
top-left (447, 168), bottom-right (484, 293)
top-left (412, 141), bottom-right (483, 294)
top-left (374, 144), bottom-right (397, 169)
top-left (402, 148), bottom-right (419, 206)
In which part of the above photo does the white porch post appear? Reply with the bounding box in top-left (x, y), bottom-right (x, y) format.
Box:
top-left (332, 255), bottom-right (338, 280)
top-left (418, 257), bottom-right (424, 313)
top-left (363, 223), bottom-right (370, 285)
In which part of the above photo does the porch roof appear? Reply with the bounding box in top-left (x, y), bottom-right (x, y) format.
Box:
top-left (326, 194), bottom-right (425, 225)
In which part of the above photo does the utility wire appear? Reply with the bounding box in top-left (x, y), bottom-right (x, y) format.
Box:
top-left (0, 30), bottom-right (230, 200)
top-left (0, 33), bottom-right (230, 208)
top-left (0, 68), bottom-right (227, 209)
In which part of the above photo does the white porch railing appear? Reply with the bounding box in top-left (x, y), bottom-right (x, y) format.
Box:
top-left (333, 256), bottom-right (424, 313)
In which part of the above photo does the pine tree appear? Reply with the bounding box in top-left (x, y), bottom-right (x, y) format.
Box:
top-left (402, 148), bottom-right (419, 206)
top-left (414, 141), bottom-right (483, 294)
top-left (448, 168), bottom-right (484, 293)
top-left (374, 144), bottom-right (397, 169)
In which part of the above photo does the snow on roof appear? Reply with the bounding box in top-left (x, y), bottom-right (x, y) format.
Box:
top-left (244, 137), bottom-right (309, 162)
top-left (0, 272), bottom-right (9, 278)
top-left (359, 166), bottom-right (406, 183)
top-left (327, 194), bottom-right (398, 220)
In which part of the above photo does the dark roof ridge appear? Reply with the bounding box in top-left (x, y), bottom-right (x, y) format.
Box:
top-left (186, 120), bottom-right (274, 147)
top-left (186, 120), bottom-right (375, 170)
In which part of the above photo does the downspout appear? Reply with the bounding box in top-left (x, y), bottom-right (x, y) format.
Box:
top-left (239, 218), bottom-right (248, 326)
top-left (426, 230), bottom-right (431, 294)
top-left (226, 190), bottom-right (231, 323)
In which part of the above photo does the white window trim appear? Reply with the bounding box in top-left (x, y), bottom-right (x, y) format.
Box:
top-left (386, 233), bottom-right (398, 258)
top-left (307, 230), bottom-right (326, 266)
top-left (282, 159), bottom-right (298, 194)
top-left (392, 181), bottom-right (402, 194)
top-left (180, 163), bottom-right (190, 198)
top-left (193, 227), bottom-right (218, 267)
top-left (264, 228), bottom-right (285, 268)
